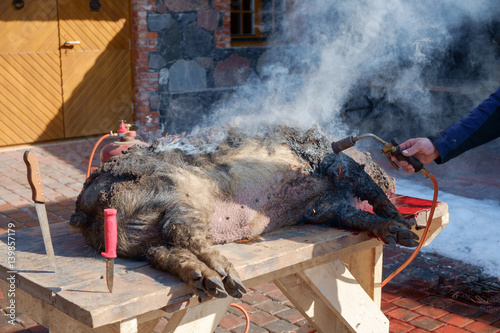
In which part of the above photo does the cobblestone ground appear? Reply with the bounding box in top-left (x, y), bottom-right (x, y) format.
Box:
top-left (0, 138), bottom-right (499, 332)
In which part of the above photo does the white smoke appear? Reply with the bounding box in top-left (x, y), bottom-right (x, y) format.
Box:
top-left (206, 0), bottom-right (499, 140)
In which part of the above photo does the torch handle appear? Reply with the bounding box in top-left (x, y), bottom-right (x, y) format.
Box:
top-left (393, 145), bottom-right (424, 173)
top-left (101, 208), bottom-right (117, 259)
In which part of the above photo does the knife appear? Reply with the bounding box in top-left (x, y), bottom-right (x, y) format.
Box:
top-left (23, 151), bottom-right (57, 271)
top-left (101, 208), bottom-right (117, 293)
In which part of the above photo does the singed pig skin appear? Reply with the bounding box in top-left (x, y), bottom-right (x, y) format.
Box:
top-left (69, 126), bottom-right (418, 298)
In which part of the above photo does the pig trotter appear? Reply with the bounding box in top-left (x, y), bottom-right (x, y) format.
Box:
top-left (303, 200), bottom-right (419, 247)
top-left (223, 275), bottom-right (247, 298)
top-left (147, 246), bottom-right (231, 298)
top-left (196, 249), bottom-right (247, 297)
top-left (374, 220), bottom-right (420, 248)
top-left (201, 277), bottom-right (227, 298)
top-left (371, 197), bottom-right (414, 229)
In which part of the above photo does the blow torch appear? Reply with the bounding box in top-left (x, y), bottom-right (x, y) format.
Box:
top-left (332, 134), bottom-right (426, 175)
top-left (332, 133), bottom-right (438, 287)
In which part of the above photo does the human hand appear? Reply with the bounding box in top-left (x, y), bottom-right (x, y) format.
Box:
top-left (391, 138), bottom-right (440, 173)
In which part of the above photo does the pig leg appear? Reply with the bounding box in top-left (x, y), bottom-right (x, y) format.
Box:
top-left (195, 249), bottom-right (247, 298)
top-left (147, 246), bottom-right (246, 298)
top-left (316, 154), bottom-right (419, 247)
top-left (302, 195), bottom-right (419, 247)
top-left (147, 246), bottom-right (241, 298)
top-left (149, 217), bottom-right (246, 298)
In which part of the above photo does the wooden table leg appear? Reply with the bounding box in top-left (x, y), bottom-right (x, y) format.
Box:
top-left (275, 255), bottom-right (388, 333)
top-left (341, 244), bottom-right (384, 305)
top-left (161, 296), bottom-right (233, 333)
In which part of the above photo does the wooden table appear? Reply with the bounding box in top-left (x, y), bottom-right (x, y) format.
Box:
top-left (0, 197), bottom-right (448, 333)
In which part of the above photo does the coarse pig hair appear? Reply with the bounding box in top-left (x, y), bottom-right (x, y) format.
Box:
top-left (70, 126), bottom-right (418, 298)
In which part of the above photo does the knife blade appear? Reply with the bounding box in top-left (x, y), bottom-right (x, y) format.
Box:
top-left (101, 208), bottom-right (117, 293)
top-left (23, 151), bottom-right (57, 271)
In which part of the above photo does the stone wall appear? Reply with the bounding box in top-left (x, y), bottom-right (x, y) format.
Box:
top-left (132, 0), bottom-right (279, 135)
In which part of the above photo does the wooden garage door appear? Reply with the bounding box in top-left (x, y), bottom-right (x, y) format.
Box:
top-left (0, 1), bottom-right (64, 146)
top-left (59, 0), bottom-right (133, 138)
top-left (0, 0), bottom-right (133, 147)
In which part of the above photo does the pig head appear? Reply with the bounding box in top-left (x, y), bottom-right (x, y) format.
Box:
top-left (69, 126), bottom-right (418, 298)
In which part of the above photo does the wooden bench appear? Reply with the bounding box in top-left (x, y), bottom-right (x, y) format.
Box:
top-left (0, 196), bottom-right (448, 333)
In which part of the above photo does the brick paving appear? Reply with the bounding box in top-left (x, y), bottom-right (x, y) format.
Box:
top-left (0, 138), bottom-right (499, 332)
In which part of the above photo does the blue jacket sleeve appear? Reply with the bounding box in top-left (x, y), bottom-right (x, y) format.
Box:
top-left (430, 87), bottom-right (500, 164)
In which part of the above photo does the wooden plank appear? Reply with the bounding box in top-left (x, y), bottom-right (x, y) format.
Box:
top-left (136, 310), bottom-right (168, 333)
top-left (161, 297), bottom-right (233, 333)
top-left (341, 244), bottom-right (384, 304)
top-left (118, 318), bottom-right (138, 333)
top-left (414, 211), bottom-right (449, 246)
top-left (1, 279), bottom-right (165, 333)
top-left (0, 201), bottom-right (448, 328)
top-left (217, 225), bottom-right (377, 282)
top-left (0, 223), bottom-right (373, 327)
top-left (0, 222), bottom-right (181, 328)
top-left (237, 236), bottom-right (383, 289)
top-left (275, 259), bottom-right (389, 332)
top-left (1, 278), bottom-right (110, 333)
top-left (55, 227), bottom-right (377, 328)
top-left (373, 245), bottom-right (384, 304)
top-left (283, 260), bottom-right (389, 332)
top-left (275, 273), bottom-right (351, 333)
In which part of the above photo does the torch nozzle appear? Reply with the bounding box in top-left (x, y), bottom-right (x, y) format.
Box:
top-left (331, 133), bottom-right (390, 154)
top-left (331, 133), bottom-right (425, 173)
top-left (331, 136), bottom-right (356, 153)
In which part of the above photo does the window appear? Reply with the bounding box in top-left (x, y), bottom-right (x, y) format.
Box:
top-left (230, 0), bottom-right (295, 46)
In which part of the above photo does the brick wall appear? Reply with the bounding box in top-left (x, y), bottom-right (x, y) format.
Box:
top-left (132, 0), bottom-right (160, 132)
top-left (214, 0), bottom-right (231, 48)
top-left (130, 0), bottom-right (275, 135)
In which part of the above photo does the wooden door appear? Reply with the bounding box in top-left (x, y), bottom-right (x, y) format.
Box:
top-left (58, 0), bottom-right (133, 138)
top-left (0, 0), bottom-right (133, 147)
top-left (0, 0), bottom-right (64, 146)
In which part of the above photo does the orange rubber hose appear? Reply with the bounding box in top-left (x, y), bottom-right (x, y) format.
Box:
top-left (382, 172), bottom-right (439, 287)
top-left (230, 303), bottom-right (250, 333)
top-left (86, 134), bottom-right (111, 179)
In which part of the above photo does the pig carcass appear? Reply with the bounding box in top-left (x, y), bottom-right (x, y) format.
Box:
top-left (69, 126), bottom-right (418, 298)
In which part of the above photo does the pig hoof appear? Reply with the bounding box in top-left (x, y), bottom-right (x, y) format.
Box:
top-left (377, 221), bottom-right (419, 248)
top-left (215, 266), bottom-right (228, 277)
top-left (387, 224), bottom-right (419, 247)
top-left (223, 275), bottom-right (247, 298)
top-left (192, 276), bottom-right (228, 298)
top-left (205, 277), bottom-right (228, 298)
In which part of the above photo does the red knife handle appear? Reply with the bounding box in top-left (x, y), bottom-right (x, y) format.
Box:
top-left (101, 208), bottom-right (117, 259)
